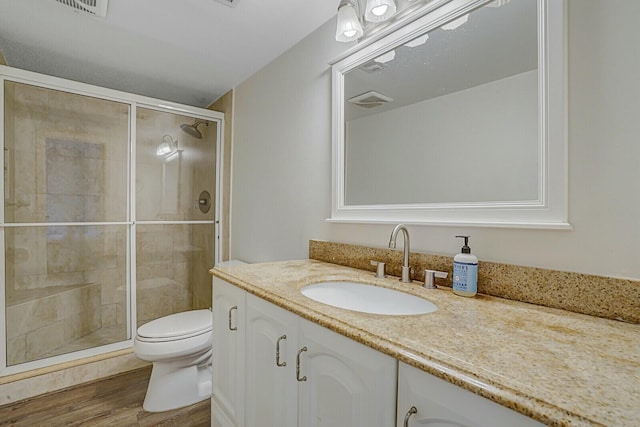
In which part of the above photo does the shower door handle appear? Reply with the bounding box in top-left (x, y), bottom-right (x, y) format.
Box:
top-left (228, 305), bottom-right (238, 331)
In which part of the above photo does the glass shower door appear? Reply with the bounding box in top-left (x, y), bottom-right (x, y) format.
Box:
top-left (3, 81), bottom-right (130, 366)
top-left (135, 107), bottom-right (216, 327)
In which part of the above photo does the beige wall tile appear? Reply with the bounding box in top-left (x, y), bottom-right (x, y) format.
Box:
top-left (6, 335), bottom-right (26, 366)
top-left (25, 320), bottom-right (64, 361)
top-left (101, 304), bottom-right (117, 327)
top-left (6, 296), bottom-right (57, 339)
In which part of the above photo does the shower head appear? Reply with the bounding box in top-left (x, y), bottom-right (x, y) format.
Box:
top-left (180, 120), bottom-right (207, 139)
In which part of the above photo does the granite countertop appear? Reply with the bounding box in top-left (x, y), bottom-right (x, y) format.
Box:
top-left (211, 260), bottom-right (640, 427)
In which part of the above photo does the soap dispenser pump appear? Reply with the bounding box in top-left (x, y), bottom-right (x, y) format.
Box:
top-left (453, 235), bottom-right (478, 297)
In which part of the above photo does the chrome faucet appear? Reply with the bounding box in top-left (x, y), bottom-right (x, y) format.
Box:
top-left (388, 224), bottom-right (411, 283)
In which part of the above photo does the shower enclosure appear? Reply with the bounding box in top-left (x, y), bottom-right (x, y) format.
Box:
top-left (0, 67), bottom-right (222, 375)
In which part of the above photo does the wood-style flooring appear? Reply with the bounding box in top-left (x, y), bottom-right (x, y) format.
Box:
top-left (0, 367), bottom-right (210, 426)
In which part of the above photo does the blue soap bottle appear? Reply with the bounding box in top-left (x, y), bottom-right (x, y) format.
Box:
top-left (452, 235), bottom-right (478, 297)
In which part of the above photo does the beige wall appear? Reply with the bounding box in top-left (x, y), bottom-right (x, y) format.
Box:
top-left (208, 90), bottom-right (233, 262)
top-left (0, 50), bottom-right (7, 66)
top-left (231, 1), bottom-right (640, 281)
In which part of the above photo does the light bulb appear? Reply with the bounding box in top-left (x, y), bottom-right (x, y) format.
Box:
top-left (336, 2), bottom-right (363, 42)
top-left (156, 135), bottom-right (177, 156)
top-left (364, 0), bottom-right (396, 23)
top-left (156, 143), bottom-right (171, 156)
top-left (372, 4), bottom-right (388, 16)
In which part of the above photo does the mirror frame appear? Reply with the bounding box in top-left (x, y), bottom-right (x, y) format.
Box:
top-left (329, 0), bottom-right (569, 229)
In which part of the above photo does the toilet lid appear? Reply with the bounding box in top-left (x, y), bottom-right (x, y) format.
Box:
top-left (137, 309), bottom-right (212, 340)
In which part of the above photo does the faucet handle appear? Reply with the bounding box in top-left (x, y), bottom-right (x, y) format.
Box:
top-left (423, 269), bottom-right (448, 289)
top-left (370, 260), bottom-right (387, 278)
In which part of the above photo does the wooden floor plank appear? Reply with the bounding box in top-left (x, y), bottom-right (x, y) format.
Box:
top-left (0, 367), bottom-right (210, 426)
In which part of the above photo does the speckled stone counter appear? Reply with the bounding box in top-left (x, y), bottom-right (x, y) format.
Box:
top-left (309, 240), bottom-right (640, 324)
top-left (211, 260), bottom-right (640, 427)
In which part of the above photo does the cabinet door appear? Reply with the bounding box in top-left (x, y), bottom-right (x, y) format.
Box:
top-left (245, 294), bottom-right (299, 427)
top-left (212, 278), bottom-right (246, 427)
top-left (297, 318), bottom-right (397, 427)
top-left (397, 362), bottom-right (543, 427)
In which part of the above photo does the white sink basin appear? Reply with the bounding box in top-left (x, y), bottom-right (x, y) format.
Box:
top-left (301, 281), bottom-right (437, 316)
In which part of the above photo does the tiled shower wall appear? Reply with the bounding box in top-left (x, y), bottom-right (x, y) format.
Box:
top-left (136, 223), bottom-right (214, 324)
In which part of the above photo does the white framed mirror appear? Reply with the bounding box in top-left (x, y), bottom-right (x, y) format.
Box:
top-left (330, 0), bottom-right (569, 229)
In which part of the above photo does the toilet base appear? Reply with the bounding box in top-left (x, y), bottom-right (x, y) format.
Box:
top-left (142, 359), bottom-right (212, 412)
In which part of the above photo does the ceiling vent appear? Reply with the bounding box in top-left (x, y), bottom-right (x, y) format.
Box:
top-left (348, 91), bottom-right (394, 109)
top-left (215, 0), bottom-right (240, 7)
top-left (54, 0), bottom-right (108, 17)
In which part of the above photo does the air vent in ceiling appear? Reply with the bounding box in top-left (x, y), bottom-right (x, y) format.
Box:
top-left (348, 91), bottom-right (394, 109)
top-left (54, 0), bottom-right (109, 17)
top-left (215, 0), bottom-right (240, 7)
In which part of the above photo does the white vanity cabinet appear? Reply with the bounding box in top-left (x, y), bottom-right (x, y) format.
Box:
top-left (246, 294), bottom-right (396, 427)
top-left (212, 279), bottom-right (246, 427)
top-left (245, 293), bottom-right (299, 427)
top-left (213, 278), bottom-right (541, 427)
top-left (213, 278), bottom-right (397, 427)
top-left (397, 363), bottom-right (544, 427)
top-left (296, 316), bottom-right (397, 427)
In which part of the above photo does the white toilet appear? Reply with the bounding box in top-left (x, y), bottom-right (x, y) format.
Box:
top-left (134, 309), bottom-right (213, 412)
top-left (134, 260), bottom-right (246, 412)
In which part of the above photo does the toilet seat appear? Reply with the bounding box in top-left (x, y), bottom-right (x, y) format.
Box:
top-left (137, 309), bottom-right (212, 343)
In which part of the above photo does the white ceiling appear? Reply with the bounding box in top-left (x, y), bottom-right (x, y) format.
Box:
top-left (0, 0), bottom-right (338, 107)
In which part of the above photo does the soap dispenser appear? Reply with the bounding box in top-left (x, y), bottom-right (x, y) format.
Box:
top-left (453, 235), bottom-right (478, 297)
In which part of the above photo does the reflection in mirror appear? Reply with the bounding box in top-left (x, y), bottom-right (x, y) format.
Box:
top-left (331, 0), bottom-right (568, 228)
top-left (344, 0), bottom-right (538, 205)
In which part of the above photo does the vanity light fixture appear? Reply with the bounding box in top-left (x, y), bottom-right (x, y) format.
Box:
top-left (335, 0), bottom-right (400, 42)
top-left (336, 0), bottom-right (364, 42)
top-left (364, 0), bottom-right (397, 23)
